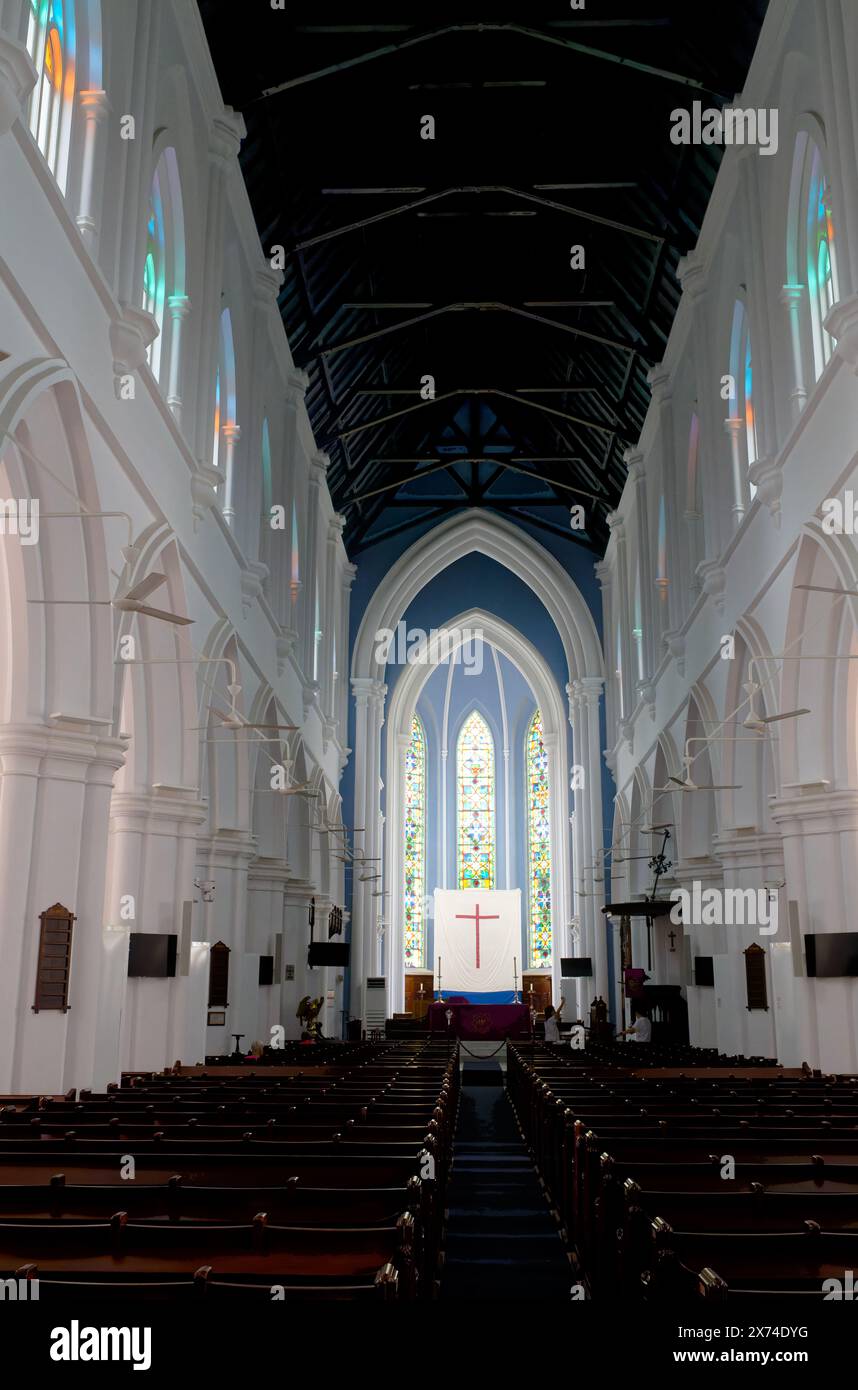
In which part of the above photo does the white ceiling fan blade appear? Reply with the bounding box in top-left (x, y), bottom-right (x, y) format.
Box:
top-left (668, 775), bottom-right (688, 787)
top-left (796, 584), bottom-right (858, 597)
top-left (122, 572), bottom-right (168, 603)
top-left (241, 722), bottom-right (298, 730)
top-left (126, 603), bottom-right (194, 625)
top-left (759, 708), bottom-right (810, 724)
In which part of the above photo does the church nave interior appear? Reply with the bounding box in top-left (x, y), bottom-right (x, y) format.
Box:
top-left (0, 0), bottom-right (857, 1351)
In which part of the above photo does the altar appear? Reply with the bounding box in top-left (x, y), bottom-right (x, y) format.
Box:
top-left (434, 888), bottom-right (522, 1003)
top-left (427, 1001), bottom-right (532, 1040)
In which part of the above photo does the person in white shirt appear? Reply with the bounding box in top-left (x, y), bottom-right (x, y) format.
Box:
top-left (543, 997), bottom-right (565, 1044)
top-left (618, 1007), bottom-right (652, 1043)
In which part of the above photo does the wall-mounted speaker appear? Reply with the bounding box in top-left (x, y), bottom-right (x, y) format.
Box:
top-left (178, 900), bottom-right (192, 977)
top-left (788, 900), bottom-right (805, 978)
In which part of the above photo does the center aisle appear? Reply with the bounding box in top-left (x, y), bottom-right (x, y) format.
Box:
top-left (440, 1054), bottom-right (572, 1300)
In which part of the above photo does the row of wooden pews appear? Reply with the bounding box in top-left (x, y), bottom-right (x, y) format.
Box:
top-left (507, 1042), bottom-right (858, 1302)
top-left (0, 1039), bottom-right (459, 1300)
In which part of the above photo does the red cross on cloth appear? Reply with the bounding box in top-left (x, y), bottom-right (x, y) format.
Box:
top-left (454, 901), bottom-right (500, 968)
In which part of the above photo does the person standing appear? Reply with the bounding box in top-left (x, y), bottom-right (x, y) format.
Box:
top-left (543, 996), bottom-right (566, 1043)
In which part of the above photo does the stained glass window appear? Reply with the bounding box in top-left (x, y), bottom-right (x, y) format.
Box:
top-left (26, 0), bottom-right (72, 189)
top-left (807, 144), bottom-right (838, 379)
top-left (457, 710), bottom-right (495, 890)
top-left (143, 171), bottom-right (166, 376)
top-left (526, 708), bottom-right (551, 967)
top-left (403, 715), bottom-right (426, 969)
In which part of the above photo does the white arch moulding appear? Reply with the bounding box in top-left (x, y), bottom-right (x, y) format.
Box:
top-left (383, 608), bottom-right (572, 1015)
top-left (349, 511), bottom-right (606, 1022)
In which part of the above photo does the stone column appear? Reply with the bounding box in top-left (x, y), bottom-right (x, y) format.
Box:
top-left (302, 452), bottom-right (328, 686)
top-left (576, 677), bottom-right (608, 1005)
top-left (220, 422), bottom-right (241, 528)
top-left (724, 416), bottom-right (747, 527)
top-left (165, 293), bottom-right (191, 428)
top-left (0, 0), bottom-right (37, 138)
top-left (606, 511), bottom-right (633, 726)
top-left (816, 2), bottom-right (858, 299)
top-left (115, 0), bottom-right (161, 310)
top-left (647, 362), bottom-right (683, 640)
top-left (279, 369), bottom-right (310, 636)
top-left (676, 250), bottom-right (730, 562)
top-left (75, 88), bottom-right (110, 254)
top-left (349, 677), bottom-right (386, 1021)
top-left (624, 449), bottom-right (656, 690)
top-left (781, 284), bottom-right (808, 422)
top-left (0, 724), bottom-right (127, 1092)
top-left (323, 515), bottom-right (346, 732)
top-left (190, 108), bottom-right (245, 484)
top-left (283, 878), bottom-right (316, 1039)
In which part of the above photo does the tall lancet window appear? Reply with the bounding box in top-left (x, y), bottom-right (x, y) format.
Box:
top-left (526, 708), bottom-right (551, 967)
top-left (403, 715), bottom-right (427, 970)
top-left (457, 711), bottom-right (496, 890)
top-left (807, 144), bottom-right (838, 378)
top-left (26, 0), bottom-right (74, 191)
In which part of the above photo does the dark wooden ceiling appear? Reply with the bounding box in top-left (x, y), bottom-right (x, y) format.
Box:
top-left (198, 1), bottom-right (769, 558)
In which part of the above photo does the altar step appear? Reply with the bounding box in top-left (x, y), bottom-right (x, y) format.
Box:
top-left (440, 1079), bottom-right (571, 1300)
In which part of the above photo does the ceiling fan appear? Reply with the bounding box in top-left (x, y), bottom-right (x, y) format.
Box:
top-left (193, 687), bottom-right (297, 733)
top-left (741, 679), bottom-right (809, 732)
top-left (112, 570), bottom-right (193, 625)
top-left (663, 771), bottom-right (741, 792)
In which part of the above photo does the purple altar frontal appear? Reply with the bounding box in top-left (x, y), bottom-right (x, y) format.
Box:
top-left (428, 1002), bottom-right (532, 1040)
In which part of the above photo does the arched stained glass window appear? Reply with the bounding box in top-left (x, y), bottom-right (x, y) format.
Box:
top-left (806, 144), bottom-right (838, 378)
top-left (143, 179), bottom-right (166, 377)
top-left (728, 299), bottom-right (757, 506)
top-left (526, 709), bottom-right (551, 967)
top-left (403, 715), bottom-right (427, 970)
top-left (457, 711), bottom-right (495, 890)
top-left (26, 0), bottom-right (74, 190)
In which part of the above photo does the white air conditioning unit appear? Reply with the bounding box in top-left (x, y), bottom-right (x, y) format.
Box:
top-left (364, 977), bottom-right (388, 1032)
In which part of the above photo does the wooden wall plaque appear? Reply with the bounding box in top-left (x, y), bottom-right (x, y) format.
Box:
top-left (33, 902), bottom-right (75, 1012)
top-left (744, 942), bottom-right (768, 1011)
top-left (208, 940), bottom-right (230, 1007)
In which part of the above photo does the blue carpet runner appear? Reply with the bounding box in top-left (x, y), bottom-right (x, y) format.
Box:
top-left (440, 1061), bottom-right (572, 1299)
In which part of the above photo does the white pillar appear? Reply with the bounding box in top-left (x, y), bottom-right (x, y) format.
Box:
top-left (625, 449), bottom-right (656, 689)
top-left (75, 88), bottom-right (109, 253)
top-left (190, 109), bottom-right (245, 472)
top-left (349, 677), bottom-right (386, 1021)
top-left (724, 416), bottom-right (746, 526)
top-left (781, 284), bottom-right (808, 421)
top-left (0, 725), bottom-right (127, 1092)
top-left (221, 422), bottom-right (241, 528)
top-left (165, 293), bottom-right (191, 428)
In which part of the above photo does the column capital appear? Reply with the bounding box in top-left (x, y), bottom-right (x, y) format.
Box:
top-left (606, 509), bottom-right (624, 536)
top-left (167, 292), bottom-right (191, 321)
top-left (623, 447), bottom-right (646, 483)
top-left (351, 676), bottom-right (387, 710)
top-left (254, 264), bottom-right (283, 308)
top-left (209, 107), bottom-right (246, 165)
top-left (573, 676), bottom-right (604, 707)
top-left (328, 513), bottom-right (346, 539)
top-left (310, 451), bottom-right (330, 481)
top-left (78, 87), bottom-right (110, 120)
top-left (341, 561), bottom-right (358, 591)
top-left (646, 361), bottom-right (672, 405)
top-left (780, 283), bottom-right (804, 308)
top-left (286, 368), bottom-right (310, 403)
top-left (825, 292), bottom-right (858, 374)
top-left (594, 559), bottom-right (611, 590)
top-left (676, 247), bottom-right (708, 301)
top-left (0, 34), bottom-right (37, 137)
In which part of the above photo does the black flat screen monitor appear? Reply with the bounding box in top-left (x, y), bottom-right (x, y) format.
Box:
top-left (308, 941), bottom-right (350, 968)
top-left (128, 932), bottom-right (177, 978)
top-left (805, 932), bottom-right (858, 977)
top-left (560, 957), bottom-right (593, 978)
